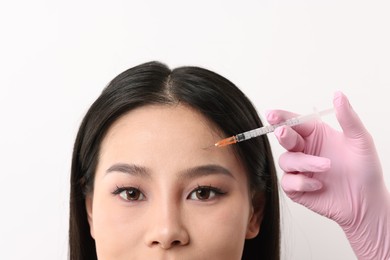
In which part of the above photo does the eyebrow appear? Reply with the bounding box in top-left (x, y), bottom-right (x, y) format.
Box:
top-left (105, 163), bottom-right (235, 181)
top-left (105, 163), bottom-right (151, 179)
top-left (178, 164), bottom-right (236, 181)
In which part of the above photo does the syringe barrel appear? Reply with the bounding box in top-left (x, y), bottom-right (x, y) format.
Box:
top-left (236, 125), bottom-right (276, 142)
top-left (235, 108), bottom-right (334, 143)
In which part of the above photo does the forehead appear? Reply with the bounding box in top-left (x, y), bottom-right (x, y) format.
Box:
top-left (98, 104), bottom-right (246, 177)
top-left (103, 104), bottom-right (221, 149)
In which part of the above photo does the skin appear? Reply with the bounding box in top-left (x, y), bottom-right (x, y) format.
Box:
top-left (86, 104), bottom-right (263, 260)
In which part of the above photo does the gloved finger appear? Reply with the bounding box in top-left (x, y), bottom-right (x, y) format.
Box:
top-left (274, 125), bottom-right (305, 152)
top-left (333, 91), bottom-right (369, 140)
top-left (265, 109), bottom-right (317, 138)
top-left (279, 152), bottom-right (331, 173)
top-left (265, 109), bottom-right (297, 124)
top-left (281, 172), bottom-right (323, 193)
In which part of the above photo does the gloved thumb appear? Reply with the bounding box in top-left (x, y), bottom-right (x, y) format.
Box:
top-left (333, 91), bottom-right (368, 140)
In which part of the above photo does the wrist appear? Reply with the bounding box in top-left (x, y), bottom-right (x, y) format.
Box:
top-left (341, 190), bottom-right (390, 259)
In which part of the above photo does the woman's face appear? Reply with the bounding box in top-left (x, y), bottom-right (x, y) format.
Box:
top-left (86, 104), bottom-right (262, 260)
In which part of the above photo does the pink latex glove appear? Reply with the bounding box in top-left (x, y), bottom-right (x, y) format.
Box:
top-left (266, 91), bottom-right (390, 259)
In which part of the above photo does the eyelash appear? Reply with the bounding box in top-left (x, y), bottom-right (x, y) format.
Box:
top-left (112, 185), bottom-right (146, 201)
top-left (188, 185), bottom-right (227, 201)
top-left (111, 185), bottom-right (227, 202)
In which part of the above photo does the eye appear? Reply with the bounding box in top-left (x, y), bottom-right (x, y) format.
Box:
top-left (188, 185), bottom-right (226, 201)
top-left (112, 186), bottom-right (145, 201)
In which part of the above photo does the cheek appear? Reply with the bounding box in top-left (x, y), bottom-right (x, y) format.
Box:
top-left (91, 188), bottom-right (147, 258)
top-left (188, 194), bottom-right (252, 256)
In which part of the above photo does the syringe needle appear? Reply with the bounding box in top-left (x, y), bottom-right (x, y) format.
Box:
top-left (214, 136), bottom-right (237, 147)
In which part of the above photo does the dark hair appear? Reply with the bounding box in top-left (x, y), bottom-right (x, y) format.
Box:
top-left (69, 61), bottom-right (280, 260)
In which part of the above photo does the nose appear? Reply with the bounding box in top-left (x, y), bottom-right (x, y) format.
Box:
top-left (145, 201), bottom-right (190, 249)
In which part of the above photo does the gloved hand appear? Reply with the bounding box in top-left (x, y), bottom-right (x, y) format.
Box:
top-left (266, 91), bottom-right (390, 259)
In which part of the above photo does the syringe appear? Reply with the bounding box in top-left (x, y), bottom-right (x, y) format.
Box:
top-left (215, 107), bottom-right (335, 147)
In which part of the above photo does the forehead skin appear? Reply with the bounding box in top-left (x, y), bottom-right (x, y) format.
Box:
top-left (98, 104), bottom-right (247, 181)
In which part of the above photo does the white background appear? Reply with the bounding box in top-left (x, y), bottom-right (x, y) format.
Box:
top-left (1, 0), bottom-right (389, 259)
